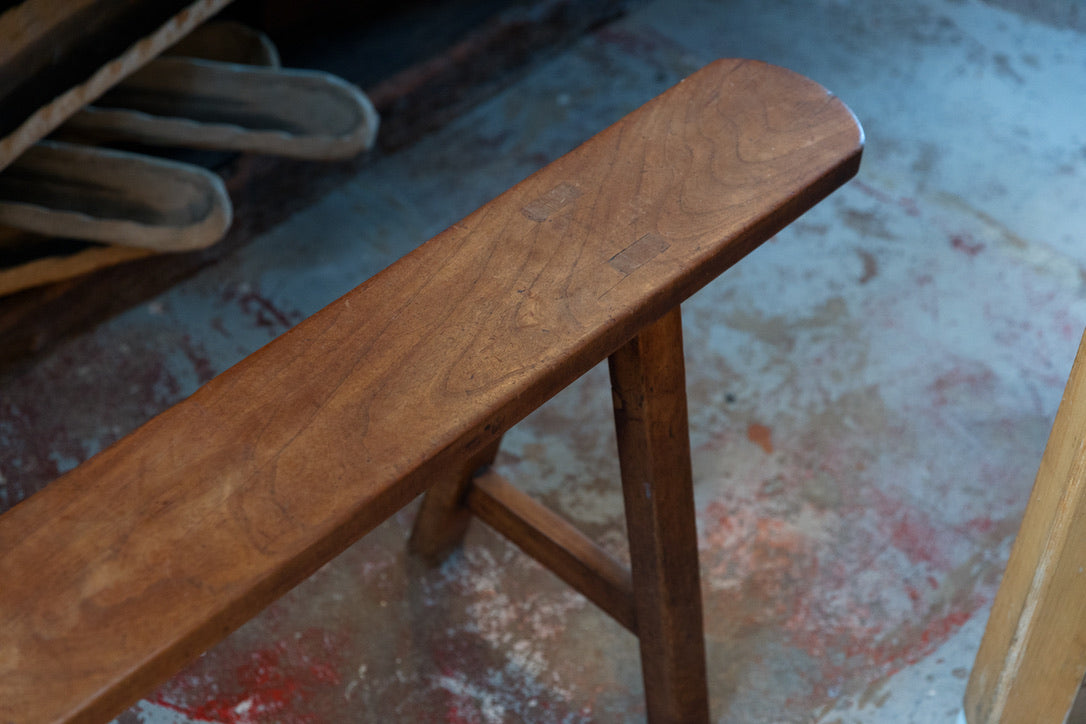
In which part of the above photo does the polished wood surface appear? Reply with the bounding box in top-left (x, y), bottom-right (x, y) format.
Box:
top-left (965, 329), bottom-right (1086, 723)
top-left (0, 59), bottom-right (862, 722)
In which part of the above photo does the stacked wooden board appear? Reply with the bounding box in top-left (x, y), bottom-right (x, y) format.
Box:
top-left (0, 3), bottom-right (378, 296)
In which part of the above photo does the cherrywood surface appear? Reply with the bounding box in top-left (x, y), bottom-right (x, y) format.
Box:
top-left (0, 59), bottom-right (861, 723)
top-left (609, 306), bottom-right (708, 723)
top-left (964, 329), bottom-right (1086, 723)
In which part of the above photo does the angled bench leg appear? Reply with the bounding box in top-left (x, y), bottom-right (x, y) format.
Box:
top-left (964, 331), bottom-right (1086, 723)
top-left (409, 306), bottom-right (709, 722)
top-left (409, 437), bottom-right (503, 562)
top-left (610, 306), bottom-right (710, 724)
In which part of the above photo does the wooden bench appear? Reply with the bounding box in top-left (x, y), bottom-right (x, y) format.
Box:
top-left (0, 59), bottom-right (863, 723)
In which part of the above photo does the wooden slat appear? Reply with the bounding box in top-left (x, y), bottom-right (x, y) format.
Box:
top-left (466, 468), bottom-right (637, 633)
top-left (964, 329), bottom-right (1086, 723)
top-left (0, 59), bottom-right (862, 723)
top-left (609, 306), bottom-right (708, 723)
top-left (0, 0), bottom-right (235, 173)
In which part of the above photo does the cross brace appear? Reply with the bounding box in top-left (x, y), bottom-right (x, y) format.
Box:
top-left (410, 306), bottom-right (709, 724)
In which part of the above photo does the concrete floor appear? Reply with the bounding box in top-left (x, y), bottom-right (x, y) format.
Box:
top-left (2, 0), bottom-right (1084, 721)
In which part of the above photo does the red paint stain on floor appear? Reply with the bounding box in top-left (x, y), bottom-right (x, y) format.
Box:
top-left (221, 284), bottom-right (304, 336)
top-left (898, 196), bottom-right (921, 217)
top-left (851, 179), bottom-right (896, 204)
top-left (151, 628), bottom-right (344, 723)
top-left (930, 363), bottom-right (996, 407)
top-left (747, 423), bottom-right (774, 454)
top-left (180, 333), bottom-right (217, 384)
top-left (0, 334), bottom-right (185, 513)
top-left (951, 233), bottom-right (985, 256)
top-left (445, 705), bottom-right (477, 724)
top-left (857, 249), bottom-right (879, 284)
top-left (963, 516), bottom-right (996, 534)
top-left (697, 470), bottom-right (982, 710)
top-left (593, 25), bottom-right (681, 57)
top-left (889, 510), bottom-right (947, 567)
top-left (918, 609), bottom-right (973, 648)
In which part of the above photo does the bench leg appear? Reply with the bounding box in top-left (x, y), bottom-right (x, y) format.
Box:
top-left (409, 437), bottom-right (503, 563)
top-left (609, 306), bottom-right (710, 724)
top-left (964, 331), bottom-right (1086, 723)
top-left (409, 306), bottom-right (710, 722)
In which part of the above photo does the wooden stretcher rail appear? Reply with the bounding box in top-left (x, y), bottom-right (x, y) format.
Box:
top-left (0, 59), bottom-right (862, 722)
top-left (467, 468), bottom-right (638, 632)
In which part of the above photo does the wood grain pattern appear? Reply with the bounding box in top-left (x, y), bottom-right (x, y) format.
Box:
top-left (0, 59), bottom-right (862, 723)
top-left (610, 306), bottom-right (708, 723)
top-left (964, 329), bottom-right (1086, 723)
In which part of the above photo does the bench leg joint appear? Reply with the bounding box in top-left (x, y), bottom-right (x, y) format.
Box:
top-left (408, 437), bottom-right (502, 563)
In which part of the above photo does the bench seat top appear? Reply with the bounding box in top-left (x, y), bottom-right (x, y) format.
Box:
top-left (0, 59), bottom-right (862, 723)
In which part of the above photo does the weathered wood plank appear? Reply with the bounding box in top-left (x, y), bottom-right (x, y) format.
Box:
top-left (964, 329), bottom-right (1086, 723)
top-left (0, 0), bottom-right (234, 172)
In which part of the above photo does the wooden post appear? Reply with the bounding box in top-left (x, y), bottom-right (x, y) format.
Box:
top-left (964, 330), bottom-right (1086, 722)
top-left (609, 306), bottom-right (710, 724)
top-left (409, 437), bottom-right (502, 563)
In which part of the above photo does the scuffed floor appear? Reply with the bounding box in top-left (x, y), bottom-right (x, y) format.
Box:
top-left (2, 0), bottom-right (1085, 721)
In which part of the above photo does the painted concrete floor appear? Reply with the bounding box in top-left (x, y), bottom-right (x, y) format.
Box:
top-left (2, 0), bottom-right (1085, 721)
